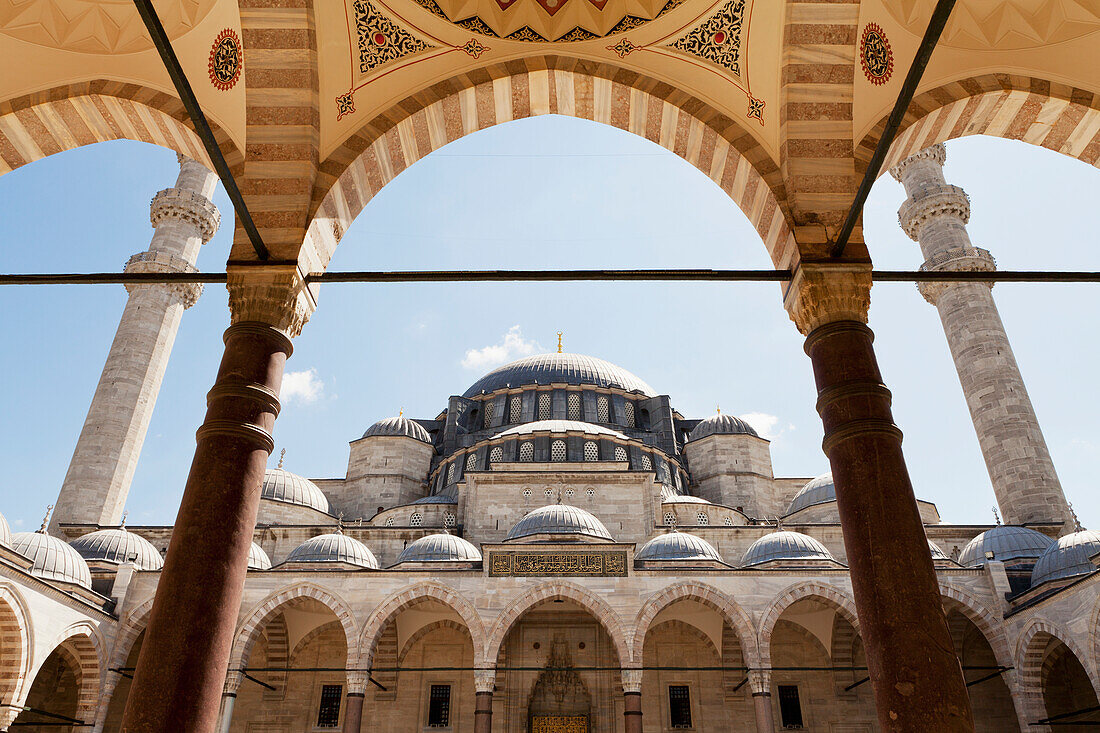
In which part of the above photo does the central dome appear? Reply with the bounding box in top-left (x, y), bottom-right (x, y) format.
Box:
top-left (506, 504), bottom-right (614, 542)
top-left (463, 353), bottom-right (656, 398)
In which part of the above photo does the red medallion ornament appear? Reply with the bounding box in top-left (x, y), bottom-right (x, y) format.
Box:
top-left (860, 22), bottom-right (893, 85)
top-left (208, 28), bottom-right (242, 91)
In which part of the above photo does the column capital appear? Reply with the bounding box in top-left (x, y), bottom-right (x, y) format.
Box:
top-left (748, 669), bottom-right (772, 695)
top-left (474, 668), bottom-right (496, 694)
top-left (917, 246), bottom-right (996, 305)
top-left (889, 143), bottom-right (946, 182)
top-left (227, 263), bottom-right (317, 338)
top-left (345, 670), bottom-right (370, 695)
top-left (150, 188), bottom-right (221, 243)
top-left (897, 183), bottom-right (970, 240)
top-left (124, 250), bottom-right (204, 308)
top-left (783, 262), bottom-right (872, 336)
top-left (223, 671), bottom-right (243, 695)
top-left (620, 668), bottom-right (643, 694)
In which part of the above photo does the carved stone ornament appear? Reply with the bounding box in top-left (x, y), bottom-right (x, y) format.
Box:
top-left (474, 668), bottom-right (497, 693)
top-left (748, 668), bottom-right (771, 694)
top-left (223, 670), bottom-right (244, 695)
top-left (917, 246), bottom-right (996, 305)
top-left (227, 264), bottom-right (317, 338)
top-left (889, 142), bottom-right (947, 180)
top-left (620, 667), bottom-right (643, 693)
top-left (150, 187), bottom-right (221, 243)
top-left (896, 183), bottom-right (970, 240)
top-left (783, 263), bottom-right (872, 335)
top-left (124, 250), bottom-right (204, 308)
top-left (345, 669), bottom-right (370, 695)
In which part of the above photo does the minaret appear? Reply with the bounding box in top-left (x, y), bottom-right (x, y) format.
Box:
top-left (50, 156), bottom-right (220, 533)
top-left (890, 144), bottom-right (1071, 531)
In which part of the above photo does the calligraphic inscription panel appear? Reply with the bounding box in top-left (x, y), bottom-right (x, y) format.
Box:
top-left (532, 716), bottom-right (588, 733)
top-left (488, 551), bottom-right (627, 577)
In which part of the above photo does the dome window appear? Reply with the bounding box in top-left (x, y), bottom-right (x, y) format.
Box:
top-left (724, 516), bottom-right (734, 526)
top-left (522, 488), bottom-right (532, 498)
top-left (483, 401), bottom-right (495, 429)
top-left (545, 487), bottom-right (555, 498)
top-left (597, 396), bottom-right (610, 423)
top-left (410, 512), bottom-right (423, 527)
top-left (624, 401), bottom-right (635, 427)
top-left (551, 439), bottom-right (567, 462)
top-left (583, 441), bottom-right (599, 462)
top-left (640, 454), bottom-right (653, 471)
top-left (696, 512), bottom-right (709, 525)
top-left (519, 442), bottom-right (534, 461)
top-left (490, 446), bottom-right (503, 464)
top-left (446, 463), bottom-right (455, 484)
top-left (509, 395), bottom-right (522, 424)
top-left (565, 488), bottom-right (575, 498)
top-left (614, 446), bottom-right (628, 462)
top-left (444, 513), bottom-right (456, 528)
top-left (465, 453), bottom-right (478, 471)
top-left (568, 393), bottom-right (582, 421)
top-left (585, 487), bottom-right (595, 498)
top-left (385, 517), bottom-right (395, 527)
top-left (664, 512), bottom-right (676, 526)
top-left (538, 392), bottom-right (551, 420)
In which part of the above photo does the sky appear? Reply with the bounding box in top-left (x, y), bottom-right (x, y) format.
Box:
top-left (0, 116), bottom-right (1097, 532)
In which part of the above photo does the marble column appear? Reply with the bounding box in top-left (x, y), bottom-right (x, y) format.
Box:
top-left (343, 671), bottom-right (368, 733)
top-left (215, 672), bottom-right (242, 733)
top-left (51, 156), bottom-right (220, 533)
top-left (474, 669), bottom-right (495, 733)
top-left (748, 669), bottom-right (773, 733)
top-left (119, 265), bottom-right (314, 733)
top-left (785, 264), bottom-right (974, 732)
top-left (622, 669), bottom-right (643, 733)
top-left (891, 144), bottom-right (1071, 531)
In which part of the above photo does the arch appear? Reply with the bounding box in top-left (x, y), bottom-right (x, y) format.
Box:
top-left (307, 58), bottom-right (795, 275)
top-left (0, 584), bottom-right (32, 719)
top-left (485, 581), bottom-right (630, 667)
top-left (939, 584), bottom-right (1014, 671)
top-left (356, 581), bottom-right (487, 669)
top-left (48, 621), bottom-right (104, 722)
top-left (631, 581), bottom-right (760, 668)
top-left (0, 80), bottom-right (242, 176)
top-left (643, 619), bottom-right (722, 661)
top-left (758, 581), bottom-right (860, 664)
top-left (1016, 617), bottom-right (1100, 728)
top-left (109, 597), bottom-right (157, 671)
top-left (398, 619), bottom-right (470, 663)
top-left (229, 584), bottom-right (358, 672)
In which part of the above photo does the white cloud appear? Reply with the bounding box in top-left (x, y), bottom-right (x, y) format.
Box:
top-left (461, 326), bottom-right (541, 371)
top-left (281, 368), bottom-right (324, 404)
top-left (739, 412), bottom-right (781, 440)
top-left (12, 518), bottom-right (22, 527)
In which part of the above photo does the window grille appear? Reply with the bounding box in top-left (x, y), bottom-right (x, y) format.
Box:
top-left (545, 487), bottom-right (555, 498)
top-left (551, 440), bottom-right (567, 461)
top-left (583, 441), bottom-right (599, 461)
top-left (509, 395), bottom-right (522, 424)
top-left (490, 446), bottom-right (503, 464)
top-left (614, 446), bottom-right (628, 462)
top-left (444, 513), bottom-right (456, 527)
top-left (538, 392), bottom-right (551, 420)
top-left (697, 512), bottom-right (709, 525)
top-left (316, 684), bottom-right (342, 728)
top-left (385, 517), bottom-right (394, 527)
top-left (597, 396), bottom-right (609, 423)
top-left (567, 393), bottom-right (581, 421)
top-left (778, 685), bottom-right (803, 729)
top-left (522, 488), bottom-right (532, 498)
top-left (428, 684), bottom-right (451, 728)
top-left (724, 516), bottom-right (734, 526)
top-left (664, 512), bottom-right (676, 526)
top-left (446, 463), bottom-right (455, 484)
top-left (520, 442), bottom-right (534, 461)
top-left (465, 453), bottom-right (477, 471)
top-left (624, 401), bottom-right (635, 427)
top-left (565, 488), bottom-right (575, 498)
top-left (585, 487), bottom-right (595, 498)
top-left (669, 685), bottom-right (692, 729)
top-left (410, 512), bottom-right (423, 527)
top-left (640, 454), bottom-right (653, 471)
top-left (483, 401), bottom-right (495, 428)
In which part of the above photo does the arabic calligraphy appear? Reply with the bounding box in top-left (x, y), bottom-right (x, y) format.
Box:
top-left (488, 552), bottom-right (628, 577)
top-left (532, 716), bottom-right (588, 733)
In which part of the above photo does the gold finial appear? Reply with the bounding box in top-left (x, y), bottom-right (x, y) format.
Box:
top-left (399, 408), bottom-right (404, 418)
top-left (716, 405), bottom-right (721, 415)
top-left (277, 448), bottom-right (286, 469)
top-left (557, 332), bottom-right (563, 354)
top-left (120, 511), bottom-right (128, 529)
top-left (38, 505), bottom-right (54, 533)
top-left (992, 506), bottom-right (1001, 525)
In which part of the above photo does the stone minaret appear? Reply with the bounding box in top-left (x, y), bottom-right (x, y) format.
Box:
top-left (891, 144), bottom-right (1071, 531)
top-left (50, 156), bottom-right (220, 534)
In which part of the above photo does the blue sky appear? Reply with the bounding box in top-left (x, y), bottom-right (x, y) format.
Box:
top-left (0, 116), bottom-right (1097, 531)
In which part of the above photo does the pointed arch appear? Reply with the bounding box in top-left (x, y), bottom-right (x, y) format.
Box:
top-left (230, 584), bottom-right (358, 671)
top-left (398, 620), bottom-right (470, 663)
top-left (1016, 617), bottom-right (1100, 729)
top-left (939, 584), bottom-right (1013, 670)
top-left (110, 597), bottom-right (157, 670)
top-left (0, 584), bottom-right (32, 721)
top-left (49, 621), bottom-right (105, 723)
top-left (758, 581), bottom-right (860, 665)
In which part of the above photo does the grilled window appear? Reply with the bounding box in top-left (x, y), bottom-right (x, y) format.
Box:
top-left (538, 392), bottom-right (551, 420)
top-left (551, 440), bottom-right (567, 462)
top-left (428, 684), bottom-right (451, 727)
top-left (597, 395), bottom-right (609, 423)
top-left (696, 512), bottom-right (709, 526)
top-left (444, 513), bottom-right (456, 527)
top-left (614, 446), bottom-right (628, 462)
top-left (465, 453), bottom-right (477, 471)
top-left (316, 684), bottom-right (342, 728)
top-left (410, 512), bottom-right (423, 527)
top-left (583, 441), bottom-right (599, 461)
top-left (640, 454), bottom-right (653, 471)
top-left (446, 463), bottom-right (455, 484)
top-left (519, 442), bottom-right (534, 462)
top-left (490, 446), bottom-right (503, 464)
top-left (509, 395), bottom-right (522, 424)
top-left (483, 401), bottom-right (495, 429)
top-left (664, 512), bottom-right (676, 526)
top-left (669, 685), bottom-right (691, 728)
top-left (778, 685), bottom-right (803, 729)
top-left (567, 393), bottom-right (582, 421)
top-left (624, 401), bottom-right (635, 427)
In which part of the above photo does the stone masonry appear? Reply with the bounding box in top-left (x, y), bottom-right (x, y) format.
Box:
top-left (891, 144), bottom-right (1072, 531)
top-left (50, 156), bottom-right (220, 532)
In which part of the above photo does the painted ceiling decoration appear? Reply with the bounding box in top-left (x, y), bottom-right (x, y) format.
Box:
top-left (353, 0), bottom-right (435, 75)
top-left (860, 22), bottom-right (892, 85)
top-left (882, 0), bottom-right (1100, 49)
top-left (208, 28), bottom-right (242, 91)
top-left (664, 0), bottom-right (746, 77)
top-left (410, 0), bottom-right (681, 41)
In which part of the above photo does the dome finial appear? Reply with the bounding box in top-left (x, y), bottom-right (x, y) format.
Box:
top-left (399, 407), bottom-right (404, 417)
top-left (716, 405), bottom-right (720, 415)
top-left (38, 504), bottom-right (54, 533)
top-left (277, 448), bottom-right (286, 469)
top-left (120, 510), bottom-right (128, 529)
top-left (336, 511), bottom-right (345, 535)
top-left (557, 331), bottom-right (563, 353)
top-left (992, 506), bottom-right (1001, 525)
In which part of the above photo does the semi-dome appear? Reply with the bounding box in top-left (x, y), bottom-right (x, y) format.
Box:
top-left (0, 510), bottom-right (10, 546)
top-left (463, 353), bottom-right (656, 398)
top-left (786, 473), bottom-right (835, 515)
top-left (284, 532), bottom-right (379, 569)
top-left (689, 413), bottom-right (759, 441)
top-left (395, 533), bottom-right (482, 564)
top-left (1031, 530), bottom-right (1100, 586)
top-left (11, 532), bottom-right (92, 589)
top-left (505, 504), bottom-right (614, 542)
top-left (248, 542), bottom-right (272, 570)
top-left (261, 468), bottom-right (331, 515)
top-left (929, 540), bottom-right (950, 561)
top-left (364, 416), bottom-right (432, 443)
top-left (957, 525), bottom-right (1054, 567)
top-left (496, 420), bottom-right (629, 441)
top-left (741, 531), bottom-right (834, 567)
top-left (413, 494), bottom-right (458, 505)
top-left (662, 494), bottom-right (711, 504)
top-left (70, 527), bottom-right (164, 570)
top-left (637, 532), bottom-right (722, 562)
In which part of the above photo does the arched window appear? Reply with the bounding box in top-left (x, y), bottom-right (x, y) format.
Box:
top-left (522, 488), bottom-right (532, 498)
top-left (385, 516), bottom-right (395, 527)
top-left (696, 512), bottom-right (709, 526)
top-left (465, 453), bottom-right (478, 471)
top-left (624, 401), bottom-right (635, 427)
top-left (411, 512), bottom-right (423, 527)
top-left (664, 512), bottom-right (676, 526)
top-left (614, 446), bottom-right (628, 462)
top-left (639, 408), bottom-right (651, 430)
top-left (538, 392), bottom-right (551, 420)
top-left (551, 440), bottom-right (567, 462)
top-left (446, 463), bottom-right (455, 483)
top-left (583, 441), bottom-right (599, 461)
top-left (596, 396), bottom-right (609, 423)
top-left (444, 513), bottom-right (456, 527)
top-left (724, 516), bottom-right (734, 526)
top-left (483, 401), bottom-right (495, 428)
top-left (467, 407), bottom-right (479, 430)
top-left (519, 442), bottom-right (534, 461)
top-left (567, 393), bottom-right (581, 421)
top-left (509, 395), bottom-right (522, 424)
top-left (640, 454), bottom-right (653, 471)
top-left (490, 446), bottom-right (503, 464)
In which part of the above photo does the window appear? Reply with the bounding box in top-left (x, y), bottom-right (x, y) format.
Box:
top-left (385, 517), bottom-right (394, 527)
top-left (509, 395), bottom-right (522, 424)
top-left (520, 442), bottom-right (534, 461)
top-left (490, 446), bottom-right (503, 464)
top-left (640, 454), bottom-right (653, 471)
top-left (316, 684), bottom-right (342, 728)
top-left (583, 441), bottom-right (599, 461)
top-left (545, 487), bottom-right (555, 498)
top-left (778, 685), bottom-right (803, 729)
top-left (724, 516), bottom-right (734, 526)
top-left (669, 686), bottom-right (691, 729)
top-left (483, 401), bottom-right (495, 428)
top-left (624, 401), bottom-right (635, 427)
top-left (564, 488), bottom-right (574, 498)
top-left (551, 440), bottom-right (567, 461)
top-left (664, 512), bottom-right (676, 526)
top-left (428, 684), bottom-right (451, 727)
top-left (446, 463), bottom-right (455, 484)
top-left (597, 395), bottom-right (609, 423)
top-left (538, 392), bottom-right (551, 420)
top-left (444, 513), bottom-right (456, 527)
top-left (585, 487), bottom-right (595, 498)
top-left (522, 488), bottom-right (532, 498)
top-left (567, 393), bottom-right (581, 420)
top-left (465, 453), bottom-right (478, 471)
top-left (614, 446), bottom-right (628, 462)
top-left (410, 512), bottom-right (423, 527)
top-left (696, 512), bottom-right (709, 526)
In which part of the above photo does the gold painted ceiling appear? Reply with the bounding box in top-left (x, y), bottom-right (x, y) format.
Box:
top-left (415, 0), bottom-right (679, 40)
top-left (882, 0), bottom-right (1100, 49)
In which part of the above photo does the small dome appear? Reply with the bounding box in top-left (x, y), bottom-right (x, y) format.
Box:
top-left (662, 494), bottom-right (710, 504)
top-left (364, 416), bottom-right (432, 444)
top-left (506, 504), bottom-right (613, 542)
top-left (1031, 530), bottom-right (1100, 586)
top-left (496, 420), bottom-right (629, 441)
top-left (248, 542), bottom-right (272, 570)
top-left (11, 532), bottom-right (92, 589)
top-left (957, 525), bottom-right (1054, 567)
top-left (786, 473), bottom-right (835, 515)
top-left (285, 532), bottom-right (379, 569)
top-left (741, 531), bottom-right (834, 567)
top-left (929, 540), bottom-right (949, 560)
top-left (413, 495), bottom-right (458, 505)
top-left (261, 468), bottom-right (331, 514)
top-left (637, 532), bottom-right (722, 562)
top-left (70, 528), bottom-right (164, 570)
top-left (689, 414), bottom-right (759, 441)
top-left (396, 534), bottom-right (482, 564)
top-left (463, 352), bottom-right (656, 398)
top-left (0, 511), bottom-right (10, 546)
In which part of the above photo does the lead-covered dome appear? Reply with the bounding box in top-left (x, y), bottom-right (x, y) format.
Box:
top-left (957, 525), bottom-right (1054, 567)
top-left (689, 414), bottom-right (759, 441)
top-left (396, 533), bottom-right (482, 564)
top-left (261, 468), bottom-right (331, 515)
top-left (496, 420), bottom-right (629, 440)
top-left (786, 473), bottom-right (835, 515)
top-left (248, 542), bottom-right (272, 570)
top-left (741, 531), bottom-right (834, 567)
top-left (637, 532), bottom-right (721, 562)
top-left (506, 504), bottom-right (614, 542)
top-left (70, 528), bottom-right (164, 570)
top-left (11, 532), bottom-right (92, 589)
top-left (0, 511), bottom-right (10, 546)
top-left (285, 532), bottom-right (379, 568)
top-left (463, 353), bottom-right (655, 398)
top-left (1031, 530), bottom-right (1100, 586)
top-left (364, 416), bottom-right (432, 443)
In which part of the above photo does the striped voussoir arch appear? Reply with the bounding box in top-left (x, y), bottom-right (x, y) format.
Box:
top-left (938, 583), bottom-right (1013, 671)
top-left (0, 80), bottom-right (241, 176)
top-left (1014, 617), bottom-right (1100, 731)
top-left (398, 619), bottom-right (472, 663)
top-left (757, 581), bottom-right (860, 660)
top-left (306, 57), bottom-right (795, 273)
top-left (863, 75), bottom-right (1100, 174)
top-left (51, 623), bottom-right (103, 725)
top-left (0, 586), bottom-right (30, 726)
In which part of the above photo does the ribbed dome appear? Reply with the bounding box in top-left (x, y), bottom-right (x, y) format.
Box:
top-left (463, 353), bottom-right (655, 398)
top-left (285, 532), bottom-right (379, 568)
top-left (11, 532), bottom-right (92, 589)
top-left (0, 511), bottom-right (10, 546)
top-left (414, 494), bottom-right (458, 505)
top-left (261, 468), bottom-right (331, 514)
top-left (689, 414), bottom-right (759, 441)
top-left (396, 534), bottom-right (482, 563)
top-left (929, 540), bottom-right (949, 560)
top-left (662, 494), bottom-right (710, 504)
top-left (637, 532), bottom-right (722, 562)
top-left (1031, 530), bottom-right (1100, 586)
top-left (506, 504), bottom-right (613, 542)
top-left (70, 528), bottom-right (164, 570)
top-left (248, 542), bottom-right (272, 570)
top-left (741, 531), bottom-right (834, 567)
top-left (957, 525), bottom-right (1054, 567)
top-left (364, 416), bottom-right (432, 443)
top-left (496, 420), bottom-right (629, 440)
top-left (786, 473), bottom-right (835, 515)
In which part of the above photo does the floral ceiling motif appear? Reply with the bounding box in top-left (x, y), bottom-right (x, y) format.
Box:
top-left (411, 0), bottom-right (681, 41)
top-left (664, 0), bottom-right (746, 78)
top-left (883, 0), bottom-right (1100, 49)
top-left (354, 0), bottom-right (435, 74)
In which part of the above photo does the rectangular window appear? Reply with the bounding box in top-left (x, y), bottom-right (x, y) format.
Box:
top-left (428, 684), bottom-right (451, 728)
top-left (316, 684), bottom-right (342, 728)
top-left (778, 685), bottom-right (803, 729)
top-left (669, 685), bottom-right (691, 728)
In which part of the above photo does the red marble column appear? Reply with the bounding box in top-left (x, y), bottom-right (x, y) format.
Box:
top-left (120, 321), bottom-right (291, 733)
top-left (805, 320), bottom-right (973, 731)
top-left (752, 692), bottom-right (774, 733)
top-left (474, 691), bottom-right (493, 733)
top-left (624, 691), bottom-right (642, 733)
top-left (342, 692), bottom-right (364, 733)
